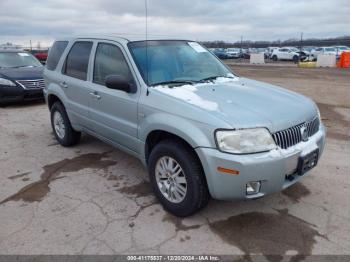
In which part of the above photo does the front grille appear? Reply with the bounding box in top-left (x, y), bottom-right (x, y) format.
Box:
top-left (272, 117), bottom-right (320, 149)
top-left (17, 79), bottom-right (45, 89)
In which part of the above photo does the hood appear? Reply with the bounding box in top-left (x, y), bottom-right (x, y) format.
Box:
top-left (0, 66), bottom-right (44, 80)
top-left (153, 77), bottom-right (317, 133)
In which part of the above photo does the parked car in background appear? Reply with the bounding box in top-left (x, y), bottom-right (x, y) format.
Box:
top-left (212, 48), bottom-right (230, 59)
top-left (267, 47), bottom-right (279, 58)
top-left (226, 48), bottom-right (241, 58)
top-left (30, 49), bottom-right (49, 64)
top-left (44, 36), bottom-right (326, 217)
top-left (271, 47), bottom-right (299, 62)
top-left (240, 48), bottom-right (250, 59)
top-left (311, 47), bottom-right (337, 60)
top-left (302, 46), bottom-right (316, 53)
top-left (0, 50), bottom-right (44, 104)
top-left (333, 46), bottom-right (350, 56)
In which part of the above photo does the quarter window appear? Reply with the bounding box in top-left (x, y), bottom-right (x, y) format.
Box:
top-left (46, 41), bottom-right (68, 71)
top-left (93, 43), bottom-right (134, 86)
top-left (63, 41), bottom-right (93, 80)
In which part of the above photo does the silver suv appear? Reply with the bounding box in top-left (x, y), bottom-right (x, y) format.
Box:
top-left (44, 36), bottom-right (326, 217)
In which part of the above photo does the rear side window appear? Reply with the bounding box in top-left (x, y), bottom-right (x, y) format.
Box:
top-left (63, 41), bottom-right (93, 80)
top-left (46, 41), bottom-right (68, 70)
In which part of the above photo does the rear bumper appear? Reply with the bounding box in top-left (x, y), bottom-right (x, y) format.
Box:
top-left (0, 85), bottom-right (43, 104)
top-left (196, 124), bottom-right (326, 200)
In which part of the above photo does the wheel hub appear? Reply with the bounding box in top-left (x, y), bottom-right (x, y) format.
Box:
top-left (155, 156), bottom-right (187, 203)
top-left (53, 111), bottom-right (66, 139)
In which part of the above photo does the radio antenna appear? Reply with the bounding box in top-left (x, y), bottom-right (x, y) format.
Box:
top-left (145, 0), bottom-right (150, 95)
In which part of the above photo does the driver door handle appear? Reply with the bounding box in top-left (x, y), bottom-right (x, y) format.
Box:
top-left (89, 91), bottom-right (101, 100)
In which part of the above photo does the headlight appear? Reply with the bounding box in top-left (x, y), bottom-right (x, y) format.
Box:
top-left (215, 128), bottom-right (277, 154)
top-left (0, 78), bottom-right (16, 87)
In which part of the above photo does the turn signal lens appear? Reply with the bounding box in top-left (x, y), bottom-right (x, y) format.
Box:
top-left (217, 167), bottom-right (240, 175)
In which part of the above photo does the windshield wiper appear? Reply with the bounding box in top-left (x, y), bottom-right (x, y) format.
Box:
top-left (198, 75), bottom-right (234, 83)
top-left (10, 65), bottom-right (35, 68)
top-left (150, 80), bottom-right (195, 87)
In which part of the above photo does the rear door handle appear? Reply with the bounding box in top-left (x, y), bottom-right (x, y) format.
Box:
top-left (89, 91), bottom-right (101, 100)
top-left (60, 81), bottom-right (68, 88)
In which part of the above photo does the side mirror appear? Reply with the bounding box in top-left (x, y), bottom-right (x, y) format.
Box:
top-left (105, 75), bottom-right (135, 93)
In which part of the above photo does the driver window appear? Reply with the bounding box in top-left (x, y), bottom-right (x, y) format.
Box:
top-left (93, 43), bottom-right (134, 86)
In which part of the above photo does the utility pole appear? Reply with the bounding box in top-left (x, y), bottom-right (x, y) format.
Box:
top-left (300, 32), bottom-right (303, 51)
top-left (299, 32), bottom-right (303, 62)
top-left (29, 40), bottom-right (32, 51)
top-left (240, 35), bottom-right (243, 51)
top-left (240, 35), bottom-right (243, 59)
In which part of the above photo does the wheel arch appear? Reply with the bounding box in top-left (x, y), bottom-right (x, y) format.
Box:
top-left (139, 113), bottom-right (215, 163)
top-left (145, 130), bottom-right (197, 164)
top-left (47, 94), bottom-right (62, 110)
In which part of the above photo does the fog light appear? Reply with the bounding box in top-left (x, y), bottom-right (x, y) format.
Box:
top-left (246, 181), bottom-right (261, 195)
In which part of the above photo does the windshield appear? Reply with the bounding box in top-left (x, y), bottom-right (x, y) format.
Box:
top-left (0, 52), bottom-right (42, 68)
top-left (325, 48), bottom-right (335, 52)
top-left (128, 40), bottom-right (234, 86)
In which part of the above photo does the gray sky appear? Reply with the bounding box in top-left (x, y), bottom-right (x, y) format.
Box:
top-left (1, 0), bottom-right (349, 47)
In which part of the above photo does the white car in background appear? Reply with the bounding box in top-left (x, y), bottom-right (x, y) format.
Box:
top-left (311, 47), bottom-right (337, 60)
top-left (333, 46), bottom-right (350, 56)
top-left (271, 47), bottom-right (299, 62)
top-left (226, 48), bottom-right (241, 58)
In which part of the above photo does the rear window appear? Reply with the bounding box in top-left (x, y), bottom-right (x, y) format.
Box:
top-left (63, 41), bottom-right (93, 80)
top-left (46, 41), bottom-right (68, 70)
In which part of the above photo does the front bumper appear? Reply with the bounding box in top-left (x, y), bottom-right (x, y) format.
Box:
top-left (0, 85), bottom-right (43, 104)
top-left (195, 124), bottom-right (326, 200)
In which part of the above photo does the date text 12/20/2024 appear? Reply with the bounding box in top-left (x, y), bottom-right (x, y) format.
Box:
top-left (127, 255), bottom-right (220, 261)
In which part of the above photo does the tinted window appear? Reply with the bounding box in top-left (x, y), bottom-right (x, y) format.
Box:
top-left (64, 41), bottom-right (93, 80)
top-left (93, 43), bottom-right (134, 85)
top-left (46, 41), bottom-right (68, 70)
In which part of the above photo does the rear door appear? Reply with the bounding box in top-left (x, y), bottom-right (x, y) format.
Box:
top-left (85, 41), bottom-right (140, 153)
top-left (60, 40), bottom-right (93, 127)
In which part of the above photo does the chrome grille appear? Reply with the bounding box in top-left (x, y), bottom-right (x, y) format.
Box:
top-left (272, 117), bottom-right (320, 149)
top-left (17, 79), bottom-right (45, 89)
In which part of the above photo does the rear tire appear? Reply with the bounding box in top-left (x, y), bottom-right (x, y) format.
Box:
top-left (50, 101), bottom-right (81, 147)
top-left (148, 140), bottom-right (210, 217)
top-left (272, 55), bottom-right (278, 61)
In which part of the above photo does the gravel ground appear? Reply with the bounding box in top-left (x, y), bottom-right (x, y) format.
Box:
top-left (0, 64), bottom-right (349, 259)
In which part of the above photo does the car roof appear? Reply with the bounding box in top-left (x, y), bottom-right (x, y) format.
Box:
top-left (54, 34), bottom-right (193, 44)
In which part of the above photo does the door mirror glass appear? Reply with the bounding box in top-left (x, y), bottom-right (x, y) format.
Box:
top-left (105, 75), bottom-right (134, 93)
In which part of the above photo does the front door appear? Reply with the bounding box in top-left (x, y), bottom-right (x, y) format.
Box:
top-left (86, 41), bottom-right (140, 153)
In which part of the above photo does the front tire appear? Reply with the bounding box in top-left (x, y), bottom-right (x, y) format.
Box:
top-left (272, 55), bottom-right (278, 61)
top-left (50, 101), bottom-right (81, 147)
top-left (293, 55), bottom-right (299, 63)
top-left (148, 140), bottom-right (210, 217)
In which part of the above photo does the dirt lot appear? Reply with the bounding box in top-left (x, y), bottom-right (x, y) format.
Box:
top-left (0, 65), bottom-right (350, 258)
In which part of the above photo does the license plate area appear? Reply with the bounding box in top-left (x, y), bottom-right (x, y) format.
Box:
top-left (297, 149), bottom-right (319, 176)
